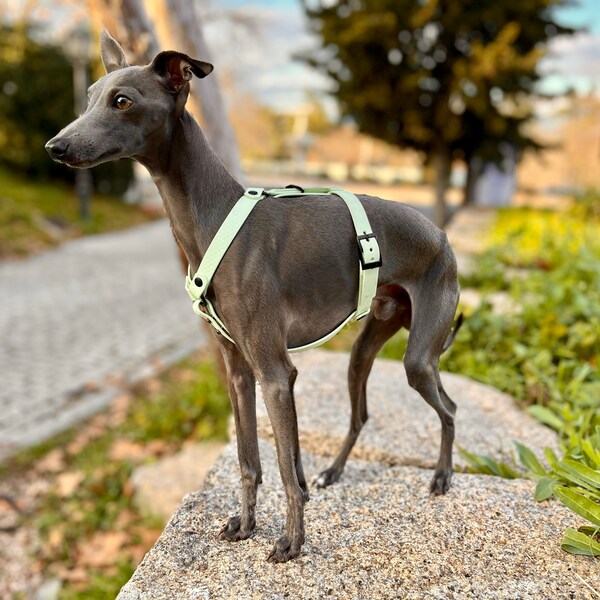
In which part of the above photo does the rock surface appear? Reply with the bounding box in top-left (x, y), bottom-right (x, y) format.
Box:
top-left (131, 441), bottom-right (227, 522)
top-left (256, 351), bottom-right (557, 469)
top-left (117, 351), bottom-right (598, 599)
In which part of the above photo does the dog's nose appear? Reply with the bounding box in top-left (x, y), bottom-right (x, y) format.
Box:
top-left (45, 137), bottom-right (69, 159)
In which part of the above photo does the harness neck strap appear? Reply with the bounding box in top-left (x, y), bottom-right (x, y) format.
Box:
top-left (186, 187), bottom-right (264, 303)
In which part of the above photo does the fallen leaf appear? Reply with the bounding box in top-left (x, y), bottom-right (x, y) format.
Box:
top-left (88, 414), bottom-right (109, 429)
top-left (107, 393), bottom-right (132, 427)
top-left (109, 439), bottom-right (147, 462)
top-left (145, 439), bottom-right (169, 456)
top-left (122, 480), bottom-right (134, 499)
top-left (57, 566), bottom-right (88, 583)
top-left (83, 381), bottom-right (101, 393)
top-left (143, 378), bottom-right (162, 394)
top-left (66, 422), bottom-right (106, 455)
top-left (114, 509), bottom-right (138, 530)
top-left (174, 368), bottom-right (196, 383)
top-left (77, 531), bottom-right (128, 568)
top-left (105, 374), bottom-right (126, 387)
top-left (36, 449), bottom-right (66, 474)
top-left (55, 471), bottom-right (85, 497)
top-left (47, 525), bottom-right (65, 551)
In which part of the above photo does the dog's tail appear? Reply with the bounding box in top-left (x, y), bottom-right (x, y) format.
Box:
top-left (442, 313), bottom-right (464, 352)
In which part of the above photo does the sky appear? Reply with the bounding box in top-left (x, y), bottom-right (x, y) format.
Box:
top-left (204, 0), bottom-right (600, 112)
top-left (3, 0), bottom-right (599, 112)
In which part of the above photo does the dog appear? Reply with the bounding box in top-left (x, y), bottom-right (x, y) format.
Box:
top-left (46, 31), bottom-right (461, 563)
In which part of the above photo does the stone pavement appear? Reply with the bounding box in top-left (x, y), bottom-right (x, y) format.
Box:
top-left (0, 220), bottom-right (204, 458)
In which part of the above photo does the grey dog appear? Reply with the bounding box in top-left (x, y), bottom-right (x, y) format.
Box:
top-left (46, 31), bottom-right (462, 563)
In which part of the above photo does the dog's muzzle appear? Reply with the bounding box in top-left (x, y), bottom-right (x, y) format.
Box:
top-left (45, 137), bottom-right (70, 160)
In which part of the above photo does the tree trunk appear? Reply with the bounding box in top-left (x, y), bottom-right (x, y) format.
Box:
top-left (462, 155), bottom-right (482, 206)
top-left (87, 0), bottom-right (235, 381)
top-left (88, 0), bottom-right (244, 183)
top-left (432, 146), bottom-right (451, 228)
top-left (150, 0), bottom-right (245, 183)
top-left (87, 0), bottom-right (159, 62)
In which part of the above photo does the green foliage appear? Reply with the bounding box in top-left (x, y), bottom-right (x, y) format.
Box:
top-left (0, 25), bottom-right (132, 190)
top-left (0, 166), bottom-right (153, 258)
top-left (300, 0), bottom-right (573, 164)
top-left (458, 446), bottom-right (520, 479)
top-left (127, 359), bottom-right (231, 443)
top-left (445, 208), bottom-right (600, 438)
top-left (0, 25), bottom-right (74, 179)
top-left (438, 204), bottom-right (600, 556)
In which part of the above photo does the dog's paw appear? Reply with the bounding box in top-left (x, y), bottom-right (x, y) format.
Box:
top-left (266, 534), bottom-right (303, 563)
top-left (429, 469), bottom-right (453, 495)
top-left (313, 467), bottom-right (342, 488)
top-left (218, 515), bottom-right (254, 542)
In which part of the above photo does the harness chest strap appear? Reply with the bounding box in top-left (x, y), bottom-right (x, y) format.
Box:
top-left (185, 187), bottom-right (381, 352)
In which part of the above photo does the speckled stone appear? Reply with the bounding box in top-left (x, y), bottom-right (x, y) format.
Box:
top-left (253, 350), bottom-right (558, 470)
top-left (117, 352), bottom-right (594, 599)
top-left (118, 440), bottom-right (598, 600)
top-left (131, 441), bottom-right (227, 522)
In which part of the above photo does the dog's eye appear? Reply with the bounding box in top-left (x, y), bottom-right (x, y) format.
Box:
top-left (115, 96), bottom-right (133, 110)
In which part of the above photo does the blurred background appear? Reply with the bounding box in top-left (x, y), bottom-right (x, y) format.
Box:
top-left (1, 1), bottom-right (599, 598)
top-left (0, 0), bottom-right (598, 235)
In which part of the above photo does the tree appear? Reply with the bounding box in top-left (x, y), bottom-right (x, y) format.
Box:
top-left (300, 0), bottom-right (575, 225)
top-left (86, 0), bottom-right (243, 380)
top-left (0, 25), bottom-right (73, 180)
top-left (87, 0), bottom-right (244, 181)
top-left (0, 24), bottom-right (132, 190)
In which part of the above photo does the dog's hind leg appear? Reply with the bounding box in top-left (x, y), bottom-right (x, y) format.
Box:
top-left (217, 338), bottom-right (262, 542)
top-left (315, 284), bottom-right (411, 488)
top-left (403, 258), bottom-right (459, 495)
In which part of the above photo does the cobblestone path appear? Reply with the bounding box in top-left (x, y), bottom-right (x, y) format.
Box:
top-left (0, 220), bottom-right (205, 457)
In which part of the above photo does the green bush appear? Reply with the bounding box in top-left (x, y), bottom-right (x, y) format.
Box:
top-left (0, 25), bottom-right (132, 192)
top-left (441, 206), bottom-right (600, 555)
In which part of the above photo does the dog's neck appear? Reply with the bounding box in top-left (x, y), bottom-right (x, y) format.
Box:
top-left (138, 110), bottom-right (244, 271)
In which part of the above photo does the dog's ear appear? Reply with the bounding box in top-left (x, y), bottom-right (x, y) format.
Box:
top-left (100, 30), bottom-right (129, 73)
top-left (151, 51), bottom-right (214, 92)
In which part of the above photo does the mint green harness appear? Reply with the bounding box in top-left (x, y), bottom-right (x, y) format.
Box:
top-left (185, 187), bottom-right (381, 353)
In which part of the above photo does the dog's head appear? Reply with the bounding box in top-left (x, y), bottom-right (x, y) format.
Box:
top-left (45, 30), bottom-right (213, 168)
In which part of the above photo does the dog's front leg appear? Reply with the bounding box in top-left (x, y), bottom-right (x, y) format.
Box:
top-left (217, 338), bottom-right (261, 541)
top-left (252, 351), bottom-right (308, 563)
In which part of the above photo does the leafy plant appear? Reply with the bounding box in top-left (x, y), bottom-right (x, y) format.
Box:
top-left (461, 434), bottom-right (600, 556)
top-left (383, 204), bottom-right (600, 556)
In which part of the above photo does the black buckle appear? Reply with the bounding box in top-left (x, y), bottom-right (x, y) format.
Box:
top-left (285, 184), bottom-right (305, 193)
top-left (357, 233), bottom-right (382, 270)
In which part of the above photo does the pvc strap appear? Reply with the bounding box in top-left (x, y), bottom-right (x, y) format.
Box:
top-left (328, 189), bottom-right (381, 318)
top-left (186, 187), bottom-right (265, 303)
top-left (185, 186), bottom-right (381, 349)
top-left (185, 187), bottom-right (265, 343)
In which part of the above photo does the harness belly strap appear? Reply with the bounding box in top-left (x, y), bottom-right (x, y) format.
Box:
top-left (185, 186), bottom-right (381, 352)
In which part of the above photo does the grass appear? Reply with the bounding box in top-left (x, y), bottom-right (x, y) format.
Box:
top-left (0, 351), bottom-right (230, 599)
top-left (0, 167), bottom-right (157, 258)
